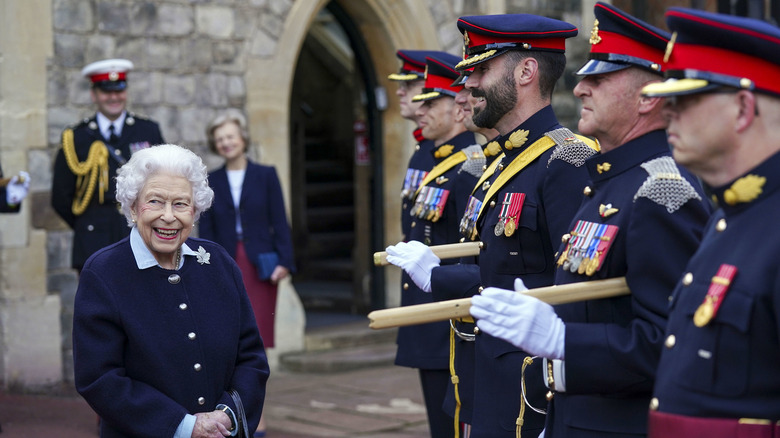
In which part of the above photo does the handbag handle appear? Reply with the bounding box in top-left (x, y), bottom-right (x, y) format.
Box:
top-left (228, 389), bottom-right (251, 438)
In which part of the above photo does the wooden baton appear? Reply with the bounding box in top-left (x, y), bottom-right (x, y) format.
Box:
top-left (374, 241), bottom-right (483, 266)
top-left (0, 173), bottom-right (26, 188)
top-left (367, 277), bottom-right (630, 329)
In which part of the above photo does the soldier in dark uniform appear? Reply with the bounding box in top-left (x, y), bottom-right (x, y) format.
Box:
top-left (639, 8), bottom-right (780, 437)
top-left (52, 59), bottom-right (164, 270)
top-left (388, 49), bottom-right (447, 242)
top-left (469, 4), bottom-right (712, 437)
top-left (385, 53), bottom-right (479, 438)
top-left (439, 74), bottom-right (501, 436)
top-left (398, 15), bottom-right (599, 438)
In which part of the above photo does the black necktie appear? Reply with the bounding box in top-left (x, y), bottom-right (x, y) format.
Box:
top-left (108, 125), bottom-right (119, 144)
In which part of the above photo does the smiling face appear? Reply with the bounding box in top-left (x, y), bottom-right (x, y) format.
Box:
top-left (90, 88), bottom-right (127, 121)
top-left (213, 121), bottom-right (247, 164)
top-left (465, 56), bottom-right (517, 130)
top-left (131, 172), bottom-right (195, 268)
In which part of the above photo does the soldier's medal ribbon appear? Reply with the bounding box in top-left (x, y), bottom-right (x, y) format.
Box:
top-left (693, 264), bottom-right (737, 327)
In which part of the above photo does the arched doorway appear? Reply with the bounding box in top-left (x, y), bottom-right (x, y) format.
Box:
top-left (289, 2), bottom-right (385, 324)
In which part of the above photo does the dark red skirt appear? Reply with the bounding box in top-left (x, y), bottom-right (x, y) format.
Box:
top-left (235, 241), bottom-right (277, 348)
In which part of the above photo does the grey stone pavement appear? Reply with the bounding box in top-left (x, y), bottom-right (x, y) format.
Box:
top-left (0, 364), bottom-right (430, 438)
top-left (0, 323), bottom-right (432, 438)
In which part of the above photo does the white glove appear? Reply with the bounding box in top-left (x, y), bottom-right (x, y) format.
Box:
top-left (6, 171), bottom-right (30, 206)
top-left (385, 240), bottom-right (440, 292)
top-left (470, 278), bottom-right (566, 360)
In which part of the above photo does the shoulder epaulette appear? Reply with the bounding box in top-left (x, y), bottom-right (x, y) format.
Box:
top-left (634, 156), bottom-right (702, 213)
top-left (459, 144), bottom-right (487, 177)
top-left (67, 117), bottom-right (93, 131)
top-left (127, 112), bottom-right (151, 121)
top-left (545, 127), bottom-right (599, 167)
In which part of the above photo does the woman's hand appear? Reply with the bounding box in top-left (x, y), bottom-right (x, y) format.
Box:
top-left (192, 410), bottom-right (232, 437)
top-left (270, 265), bottom-right (289, 283)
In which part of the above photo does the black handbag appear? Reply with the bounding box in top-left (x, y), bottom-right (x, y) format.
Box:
top-left (229, 389), bottom-right (251, 438)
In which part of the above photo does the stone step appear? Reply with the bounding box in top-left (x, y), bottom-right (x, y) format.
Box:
top-left (279, 320), bottom-right (398, 373)
top-left (279, 342), bottom-right (397, 373)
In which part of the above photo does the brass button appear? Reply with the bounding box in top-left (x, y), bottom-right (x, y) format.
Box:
top-left (403, 283), bottom-right (409, 290)
top-left (179, 303), bottom-right (188, 310)
top-left (482, 165), bottom-right (487, 171)
top-left (490, 200), bottom-right (496, 208)
top-left (478, 286), bottom-right (484, 292)
top-left (168, 274), bottom-right (181, 284)
top-left (583, 186), bottom-right (592, 196)
top-left (473, 326), bottom-right (480, 335)
top-left (715, 218), bottom-right (727, 232)
top-left (649, 398), bottom-right (659, 411)
top-left (665, 334), bottom-right (676, 348)
top-left (415, 144), bottom-right (420, 151)
top-left (411, 222), bottom-right (416, 228)
top-left (682, 272), bottom-right (693, 286)
top-left (188, 332), bottom-right (196, 340)
top-left (498, 164), bottom-right (504, 171)
top-left (546, 391), bottom-right (554, 401)
top-left (561, 233), bottom-right (571, 243)
top-left (198, 397), bottom-right (205, 405)
top-left (194, 363), bottom-right (202, 372)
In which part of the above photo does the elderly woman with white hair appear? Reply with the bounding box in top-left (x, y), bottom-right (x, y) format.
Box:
top-left (72, 144), bottom-right (269, 438)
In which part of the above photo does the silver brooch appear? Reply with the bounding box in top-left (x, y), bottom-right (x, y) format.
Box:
top-left (196, 246), bottom-right (211, 265)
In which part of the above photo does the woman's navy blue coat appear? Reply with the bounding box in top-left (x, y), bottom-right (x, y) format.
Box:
top-left (73, 237), bottom-right (269, 437)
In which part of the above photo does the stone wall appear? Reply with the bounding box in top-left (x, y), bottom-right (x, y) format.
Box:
top-left (2, 0), bottom-right (654, 388)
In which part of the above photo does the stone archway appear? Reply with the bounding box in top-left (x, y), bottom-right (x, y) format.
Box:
top-left (244, 0), bottom-right (439, 366)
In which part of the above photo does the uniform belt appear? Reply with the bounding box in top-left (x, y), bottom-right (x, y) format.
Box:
top-left (649, 410), bottom-right (780, 438)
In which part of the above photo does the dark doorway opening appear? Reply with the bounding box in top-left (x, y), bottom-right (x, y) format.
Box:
top-left (289, 2), bottom-right (385, 328)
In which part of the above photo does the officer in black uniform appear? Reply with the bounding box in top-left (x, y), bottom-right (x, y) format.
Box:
top-left (469, 4), bottom-right (712, 437)
top-left (52, 59), bottom-right (164, 270)
top-left (399, 14), bottom-right (599, 438)
top-left (640, 8), bottom-right (780, 437)
top-left (437, 74), bottom-right (502, 436)
top-left (389, 49), bottom-right (448, 242)
top-left (385, 53), bottom-right (479, 438)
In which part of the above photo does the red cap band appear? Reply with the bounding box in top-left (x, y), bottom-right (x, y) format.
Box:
top-left (590, 30), bottom-right (664, 66)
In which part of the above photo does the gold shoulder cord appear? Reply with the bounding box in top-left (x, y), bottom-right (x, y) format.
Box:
top-left (62, 129), bottom-right (110, 216)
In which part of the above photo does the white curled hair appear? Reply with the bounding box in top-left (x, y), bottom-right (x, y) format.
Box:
top-left (115, 144), bottom-right (214, 226)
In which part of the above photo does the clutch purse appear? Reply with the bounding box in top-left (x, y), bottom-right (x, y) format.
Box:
top-left (229, 388), bottom-right (251, 438)
top-left (256, 252), bottom-right (280, 281)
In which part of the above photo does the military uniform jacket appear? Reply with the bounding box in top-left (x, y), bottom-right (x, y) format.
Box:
top-left (199, 161), bottom-right (296, 272)
top-left (52, 113), bottom-right (164, 269)
top-left (401, 129), bottom-right (437, 240)
top-left (652, 151), bottom-right (780, 422)
top-left (395, 130), bottom-right (478, 370)
top-left (548, 130), bottom-right (710, 437)
top-left (73, 237), bottom-right (269, 438)
top-left (433, 106), bottom-right (598, 437)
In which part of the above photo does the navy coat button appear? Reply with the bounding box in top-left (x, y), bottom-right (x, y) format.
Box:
top-left (168, 274), bottom-right (181, 284)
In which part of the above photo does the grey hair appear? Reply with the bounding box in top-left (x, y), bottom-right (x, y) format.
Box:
top-left (115, 144), bottom-right (214, 226)
top-left (206, 110), bottom-right (251, 154)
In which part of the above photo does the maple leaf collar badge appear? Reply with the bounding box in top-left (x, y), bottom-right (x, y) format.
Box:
top-left (196, 246), bottom-right (211, 265)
